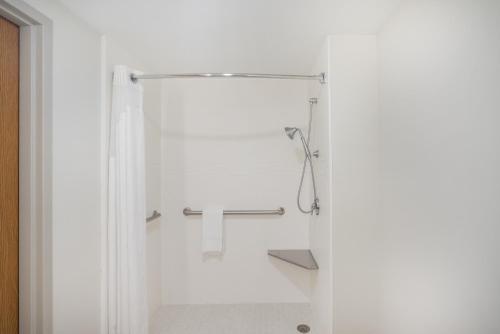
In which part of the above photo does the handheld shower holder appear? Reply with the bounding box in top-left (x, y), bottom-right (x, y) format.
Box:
top-left (309, 97), bottom-right (318, 104)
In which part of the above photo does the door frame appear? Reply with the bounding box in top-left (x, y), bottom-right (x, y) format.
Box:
top-left (0, 1), bottom-right (53, 333)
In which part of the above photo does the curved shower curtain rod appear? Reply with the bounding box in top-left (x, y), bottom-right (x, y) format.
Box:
top-left (130, 72), bottom-right (326, 84)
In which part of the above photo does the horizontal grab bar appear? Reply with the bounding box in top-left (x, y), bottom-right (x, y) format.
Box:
top-left (146, 210), bottom-right (162, 223)
top-left (183, 207), bottom-right (285, 216)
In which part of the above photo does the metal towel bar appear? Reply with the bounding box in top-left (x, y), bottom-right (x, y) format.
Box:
top-left (183, 207), bottom-right (285, 216)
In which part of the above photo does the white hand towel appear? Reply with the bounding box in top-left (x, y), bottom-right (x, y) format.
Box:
top-left (202, 206), bottom-right (224, 254)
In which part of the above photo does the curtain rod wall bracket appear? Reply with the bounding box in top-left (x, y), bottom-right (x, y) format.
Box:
top-left (319, 72), bottom-right (326, 84)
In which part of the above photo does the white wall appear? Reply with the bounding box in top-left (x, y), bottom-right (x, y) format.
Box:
top-left (328, 35), bottom-right (380, 334)
top-left (378, 1), bottom-right (500, 333)
top-left (293, 35), bottom-right (381, 334)
top-left (22, 0), bottom-right (102, 332)
top-left (103, 38), bottom-right (164, 318)
top-left (161, 79), bottom-right (312, 304)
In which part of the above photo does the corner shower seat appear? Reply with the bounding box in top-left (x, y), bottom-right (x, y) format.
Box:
top-left (267, 249), bottom-right (319, 270)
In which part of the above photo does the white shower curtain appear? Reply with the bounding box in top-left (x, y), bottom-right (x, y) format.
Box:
top-left (108, 65), bottom-right (148, 334)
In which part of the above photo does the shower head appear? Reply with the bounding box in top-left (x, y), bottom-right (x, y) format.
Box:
top-left (284, 126), bottom-right (312, 161)
top-left (284, 127), bottom-right (299, 140)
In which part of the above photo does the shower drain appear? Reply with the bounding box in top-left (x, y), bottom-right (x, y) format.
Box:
top-left (297, 324), bottom-right (310, 333)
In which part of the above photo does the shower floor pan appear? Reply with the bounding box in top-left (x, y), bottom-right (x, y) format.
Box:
top-left (150, 303), bottom-right (311, 334)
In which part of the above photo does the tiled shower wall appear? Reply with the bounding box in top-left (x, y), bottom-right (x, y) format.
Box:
top-left (160, 79), bottom-right (312, 304)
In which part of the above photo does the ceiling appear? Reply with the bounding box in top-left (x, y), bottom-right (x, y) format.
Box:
top-left (59, 0), bottom-right (402, 73)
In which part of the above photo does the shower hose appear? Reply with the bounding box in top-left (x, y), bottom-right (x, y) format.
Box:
top-left (296, 99), bottom-right (319, 215)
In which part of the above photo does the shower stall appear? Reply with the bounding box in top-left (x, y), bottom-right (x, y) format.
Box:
top-left (138, 41), bottom-right (334, 334)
